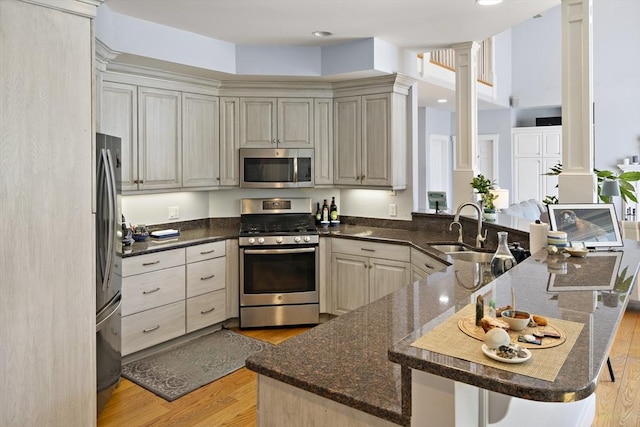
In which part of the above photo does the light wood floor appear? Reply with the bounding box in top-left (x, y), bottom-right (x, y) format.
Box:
top-left (98, 310), bottom-right (640, 427)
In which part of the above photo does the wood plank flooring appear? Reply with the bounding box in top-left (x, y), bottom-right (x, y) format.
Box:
top-left (98, 310), bottom-right (640, 427)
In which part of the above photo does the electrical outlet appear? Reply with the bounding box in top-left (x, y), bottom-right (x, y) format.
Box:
top-left (168, 206), bottom-right (179, 219)
top-left (389, 204), bottom-right (397, 217)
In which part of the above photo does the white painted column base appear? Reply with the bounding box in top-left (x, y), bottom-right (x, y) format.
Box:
top-left (411, 370), bottom-right (595, 427)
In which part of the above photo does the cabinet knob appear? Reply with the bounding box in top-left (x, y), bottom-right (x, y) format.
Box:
top-left (361, 175), bottom-right (365, 180)
top-left (272, 139), bottom-right (277, 144)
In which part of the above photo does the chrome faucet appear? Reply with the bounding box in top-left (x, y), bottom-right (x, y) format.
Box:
top-left (453, 202), bottom-right (487, 248)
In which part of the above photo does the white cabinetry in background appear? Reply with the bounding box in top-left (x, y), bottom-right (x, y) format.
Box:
top-left (330, 239), bottom-right (410, 315)
top-left (512, 126), bottom-right (562, 203)
top-left (239, 97), bottom-right (314, 148)
top-left (186, 241), bottom-right (226, 333)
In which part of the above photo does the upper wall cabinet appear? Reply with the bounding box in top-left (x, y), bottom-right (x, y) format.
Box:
top-left (182, 93), bottom-right (220, 188)
top-left (314, 98), bottom-right (333, 186)
top-left (101, 81), bottom-right (138, 192)
top-left (219, 97), bottom-right (240, 187)
top-left (512, 126), bottom-right (562, 203)
top-left (138, 87), bottom-right (182, 190)
top-left (239, 97), bottom-right (314, 148)
top-left (333, 90), bottom-right (408, 189)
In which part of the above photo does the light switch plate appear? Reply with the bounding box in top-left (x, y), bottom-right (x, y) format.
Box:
top-left (168, 206), bottom-right (179, 219)
top-left (389, 204), bottom-right (397, 217)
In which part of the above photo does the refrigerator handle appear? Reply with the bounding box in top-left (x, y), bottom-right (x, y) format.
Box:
top-left (101, 148), bottom-right (116, 292)
top-left (96, 294), bottom-right (121, 333)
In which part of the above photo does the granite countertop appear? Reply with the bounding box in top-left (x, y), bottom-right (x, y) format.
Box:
top-left (247, 242), bottom-right (640, 426)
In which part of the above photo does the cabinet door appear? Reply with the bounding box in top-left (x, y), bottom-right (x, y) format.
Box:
top-left (369, 258), bottom-right (410, 302)
top-left (182, 93), bottom-right (220, 188)
top-left (543, 129), bottom-right (562, 157)
top-left (138, 87), bottom-right (182, 190)
top-left (314, 99), bottom-right (333, 185)
top-left (333, 96), bottom-right (361, 185)
top-left (361, 93), bottom-right (391, 186)
top-left (219, 97), bottom-right (240, 186)
top-left (101, 81), bottom-right (138, 191)
top-left (239, 97), bottom-right (277, 148)
top-left (182, 93), bottom-right (220, 187)
top-left (513, 130), bottom-right (543, 157)
top-left (331, 252), bottom-right (368, 315)
top-left (277, 98), bottom-right (313, 148)
top-left (513, 157), bottom-right (543, 202)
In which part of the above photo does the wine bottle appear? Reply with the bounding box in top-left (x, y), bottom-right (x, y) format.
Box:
top-left (315, 202), bottom-right (321, 225)
top-left (330, 196), bottom-right (338, 222)
top-left (321, 199), bottom-right (329, 222)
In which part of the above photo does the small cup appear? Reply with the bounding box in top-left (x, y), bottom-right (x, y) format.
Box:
top-left (633, 155), bottom-right (639, 164)
top-left (623, 158), bottom-right (630, 165)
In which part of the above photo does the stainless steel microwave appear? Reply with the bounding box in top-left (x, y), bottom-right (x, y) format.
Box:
top-left (240, 148), bottom-right (314, 188)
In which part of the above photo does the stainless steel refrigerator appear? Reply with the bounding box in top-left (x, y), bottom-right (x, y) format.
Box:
top-left (96, 133), bottom-right (122, 415)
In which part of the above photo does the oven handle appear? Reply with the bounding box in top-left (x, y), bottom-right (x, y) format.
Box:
top-left (243, 247), bottom-right (317, 255)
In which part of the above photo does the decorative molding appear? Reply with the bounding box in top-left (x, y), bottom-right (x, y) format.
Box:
top-left (95, 38), bottom-right (121, 71)
top-left (332, 73), bottom-right (416, 97)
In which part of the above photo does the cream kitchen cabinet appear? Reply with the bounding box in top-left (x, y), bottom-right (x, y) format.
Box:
top-left (219, 97), bottom-right (240, 186)
top-left (121, 248), bottom-right (186, 356)
top-left (239, 97), bottom-right (314, 148)
top-left (101, 81), bottom-right (138, 191)
top-left (512, 126), bottom-right (562, 203)
top-left (185, 241), bottom-right (227, 333)
top-left (331, 239), bottom-right (410, 315)
top-left (333, 93), bottom-right (407, 189)
top-left (182, 93), bottom-right (220, 188)
top-left (101, 83), bottom-right (182, 191)
top-left (137, 87), bottom-right (182, 190)
top-left (314, 98), bottom-right (333, 186)
top-left (410, 247), bottom-right (448, 282)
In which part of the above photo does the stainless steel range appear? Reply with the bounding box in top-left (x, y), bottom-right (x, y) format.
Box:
top-left (239, 198), bottom-right (320, 328)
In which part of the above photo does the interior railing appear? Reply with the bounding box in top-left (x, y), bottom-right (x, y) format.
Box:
top-left (422, 38), bottom-right (494, 86)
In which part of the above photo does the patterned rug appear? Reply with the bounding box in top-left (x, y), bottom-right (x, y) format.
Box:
top-left (121, 329), bottom-right (273, 401)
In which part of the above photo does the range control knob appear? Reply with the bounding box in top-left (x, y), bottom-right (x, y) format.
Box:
top-left (248, 237), bottom-right (256, 245)
top-left (294, 236), bottom-right (301, 243)
top-left (276, 237), bottom-right (284, 244)
top-left (257, 237), bottom-right (265, 244)
top-left (304, 236), bottom-right (311, 243)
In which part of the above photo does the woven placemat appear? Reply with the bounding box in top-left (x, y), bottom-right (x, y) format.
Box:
top-left (411, 304), bottom-right (584, 382)
top-left (457, 316), bottom-right (566, 349)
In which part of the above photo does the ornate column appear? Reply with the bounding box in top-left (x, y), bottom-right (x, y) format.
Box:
top-left (559, 0), bottom-right (597, 202)
top-left (452, 42), bottom-right (480, 210)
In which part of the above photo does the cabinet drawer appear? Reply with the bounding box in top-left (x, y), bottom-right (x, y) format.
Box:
top-left (123, 248), bottom-right (185, 277)
top-left (122, 265), bottom-right (185, 316)
top-left (332, 238), bottom-right (410, 262)
top-left (122, 301), bottom-right (185, 356)
top-left (186, 240), bottom-right (226, 263)
top-left (186, 256), bottom-right (226, 298)
top-left (186, 289), bottom-right (226, 333)
top-left (411, 248), bottom-right (447, 275)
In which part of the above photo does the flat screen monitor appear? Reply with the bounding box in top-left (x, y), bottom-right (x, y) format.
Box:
top-left (547, 203), bottom-right (623, 248)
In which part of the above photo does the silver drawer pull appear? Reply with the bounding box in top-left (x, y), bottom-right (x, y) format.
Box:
top-left (142, 260), bottom-right (160, 266)
top-left (424, 263), bottom-right (434, 269)
top-left (361, 248), bottom-right (375, 252)
top-left (200, 274), bottom-right (215, 281)
top-left (200, 249), bottom-right (215, 255)
top-left (143, 325), bottom-right (160, 333)
top-left (142, 287), bottom-right (160, 294)
top-left (200, 307), bottom-right (216, 314)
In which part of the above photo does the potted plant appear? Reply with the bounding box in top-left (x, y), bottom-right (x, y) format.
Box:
top-left (470, 174), bottom-right (498, 220)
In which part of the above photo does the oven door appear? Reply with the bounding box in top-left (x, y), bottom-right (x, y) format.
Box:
top-left (240, 245), bottom-right (318, 306)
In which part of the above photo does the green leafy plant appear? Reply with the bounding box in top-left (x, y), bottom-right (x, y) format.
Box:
top-left (470, 174), bottom-right (497, 211)
top-left (543, 163), bottom-right (640, 204)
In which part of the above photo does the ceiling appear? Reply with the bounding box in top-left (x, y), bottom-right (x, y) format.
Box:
top-left (103, 0), bottom-right (560, 109)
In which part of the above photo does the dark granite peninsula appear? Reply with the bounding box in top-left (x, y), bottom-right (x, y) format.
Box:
top-left (246, 240), bottom-right (640, 427)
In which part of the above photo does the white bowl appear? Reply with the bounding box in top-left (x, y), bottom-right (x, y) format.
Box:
top-left (500, 310), bottom-right (531, 331)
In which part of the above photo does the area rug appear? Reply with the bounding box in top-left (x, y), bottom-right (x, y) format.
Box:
top-left (121, 329), bottom-right (273, 401)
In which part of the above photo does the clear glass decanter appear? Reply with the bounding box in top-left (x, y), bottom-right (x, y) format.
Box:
top-left (490, 231), bottom-right (517, 277)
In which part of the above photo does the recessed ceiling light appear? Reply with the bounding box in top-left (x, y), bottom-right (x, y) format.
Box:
top-left (476, 0), bottom-right (503, 5)
top-left (311, 31), bottom-right (332, 37)
top-left (437, 99), bottom-right (448, 103)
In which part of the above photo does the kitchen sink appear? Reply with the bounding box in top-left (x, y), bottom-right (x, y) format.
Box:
top-left (447, 251), bottom-right (494, 263)
top-left (428, 243), bottom-right (471, 253)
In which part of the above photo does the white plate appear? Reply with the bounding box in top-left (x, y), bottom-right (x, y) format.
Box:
top-left (481, 344), bottom-right (532, 364)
